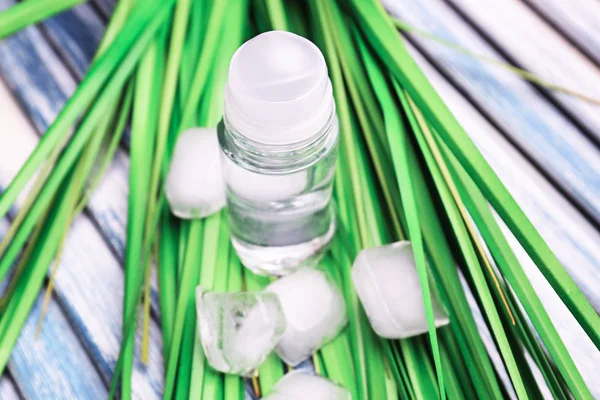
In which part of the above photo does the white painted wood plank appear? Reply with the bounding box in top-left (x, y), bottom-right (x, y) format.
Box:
top-left (449, 0), bottom-right (600, 143)
top-left (0, 77), bottom-right (163, 398)
top-left (525, 0), bottom-right (600, 65)
top-left (406, 41), bottom-right (600, 397)
top-left (383, 0), bottom-right (600, 226)
top-left (0, 375), bottom-right (20, 400)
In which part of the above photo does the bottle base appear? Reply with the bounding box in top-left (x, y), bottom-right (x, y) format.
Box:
top-left (232, 219), bottom-right (336, 276)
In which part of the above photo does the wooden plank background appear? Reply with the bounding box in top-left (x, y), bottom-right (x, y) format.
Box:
top-left (1, 0), bottom-right (600, 398)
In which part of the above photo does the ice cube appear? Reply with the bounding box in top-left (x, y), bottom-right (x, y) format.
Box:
top-left (195, 288), bottom-right (286, 376)
top-left (266, 268), bottom-right (347, 366)
top-left (165, 127), bottom-right (226, 219)
top-left (263, 371), bottom-right (351, 400)
top-left (351, 241), bottom-right (449, 339)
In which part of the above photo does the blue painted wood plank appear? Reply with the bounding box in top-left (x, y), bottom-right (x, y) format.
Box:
top-left (0, 5), bottom-right (160, 316)
top-left (449, 0), bottom-right (600, 144)
top-left (51, 217), bottom-right (165, 398)
top-left (38, 3), bottom-right (132, 148)
top-left (0, 77), bottom-right (164, 398)
top-left (0, 1), bottom-right (76, 134)
top-left (92, 0), bottom-right (115, 20)
top-left (524, 0), bottom-right (600, 66)
top-left (406, 41), bottom-right (600, 397)
top-left (9, 294), bottom-right (108, 400)
top-left (41, 3), bottom-right (105, 79)
top-left (0, 221), bottom-right (22, 400)
top-left (384, 0), bottom-right (600, 227)
top-left (0, 218), bottom-right (107, 400)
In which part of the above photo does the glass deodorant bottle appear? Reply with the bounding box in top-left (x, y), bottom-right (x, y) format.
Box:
top-left (218, 31), bottom-right (338, 276)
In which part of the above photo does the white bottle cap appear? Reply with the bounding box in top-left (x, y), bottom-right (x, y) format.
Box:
top-left (224, 31), bottom-right (334, 146)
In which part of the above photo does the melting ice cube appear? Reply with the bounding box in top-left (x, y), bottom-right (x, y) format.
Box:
top-left (165, 127), bottom-right (226, 219)
top-left (266, 268), bottom-right (347, 366)
top-left (195, 288), bottom-right (286, 376)
top-left (263, 371), bottom-right (351, 400)
top-left (351, 241), bottom-right (449, 339)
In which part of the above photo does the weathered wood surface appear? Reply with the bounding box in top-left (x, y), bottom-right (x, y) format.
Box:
top-left (385, 0), bottom-right (600, 228)
top-left (1, 0), bottom-right (600, 398)
top-left (448, 0), bottom-right (600, 145)
top-left (0, 1), bottom-right (164, 395)
top-left (0, 75), bottom-right (164, 398)
top-left (40, 2), bottom-right (105, 81)
top-left (407, 43), bottom-right (600, 397)
top-left (0, 2), bottom-right (158, 311)
top-left (0, 216), bottom-right (107, 400)
top-left (10, 293), bottom-right (108, 400)
top-left (405, 39), bottom-right (600, 309)
top-left (524, 0), bottom-right (600, 66)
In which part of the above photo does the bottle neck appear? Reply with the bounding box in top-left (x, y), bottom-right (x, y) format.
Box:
top-left (219, 108), bottom-right (338, 174)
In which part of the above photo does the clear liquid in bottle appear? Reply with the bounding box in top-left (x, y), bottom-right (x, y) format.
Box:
top-left (220, 31), bottom-right (338, 275)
